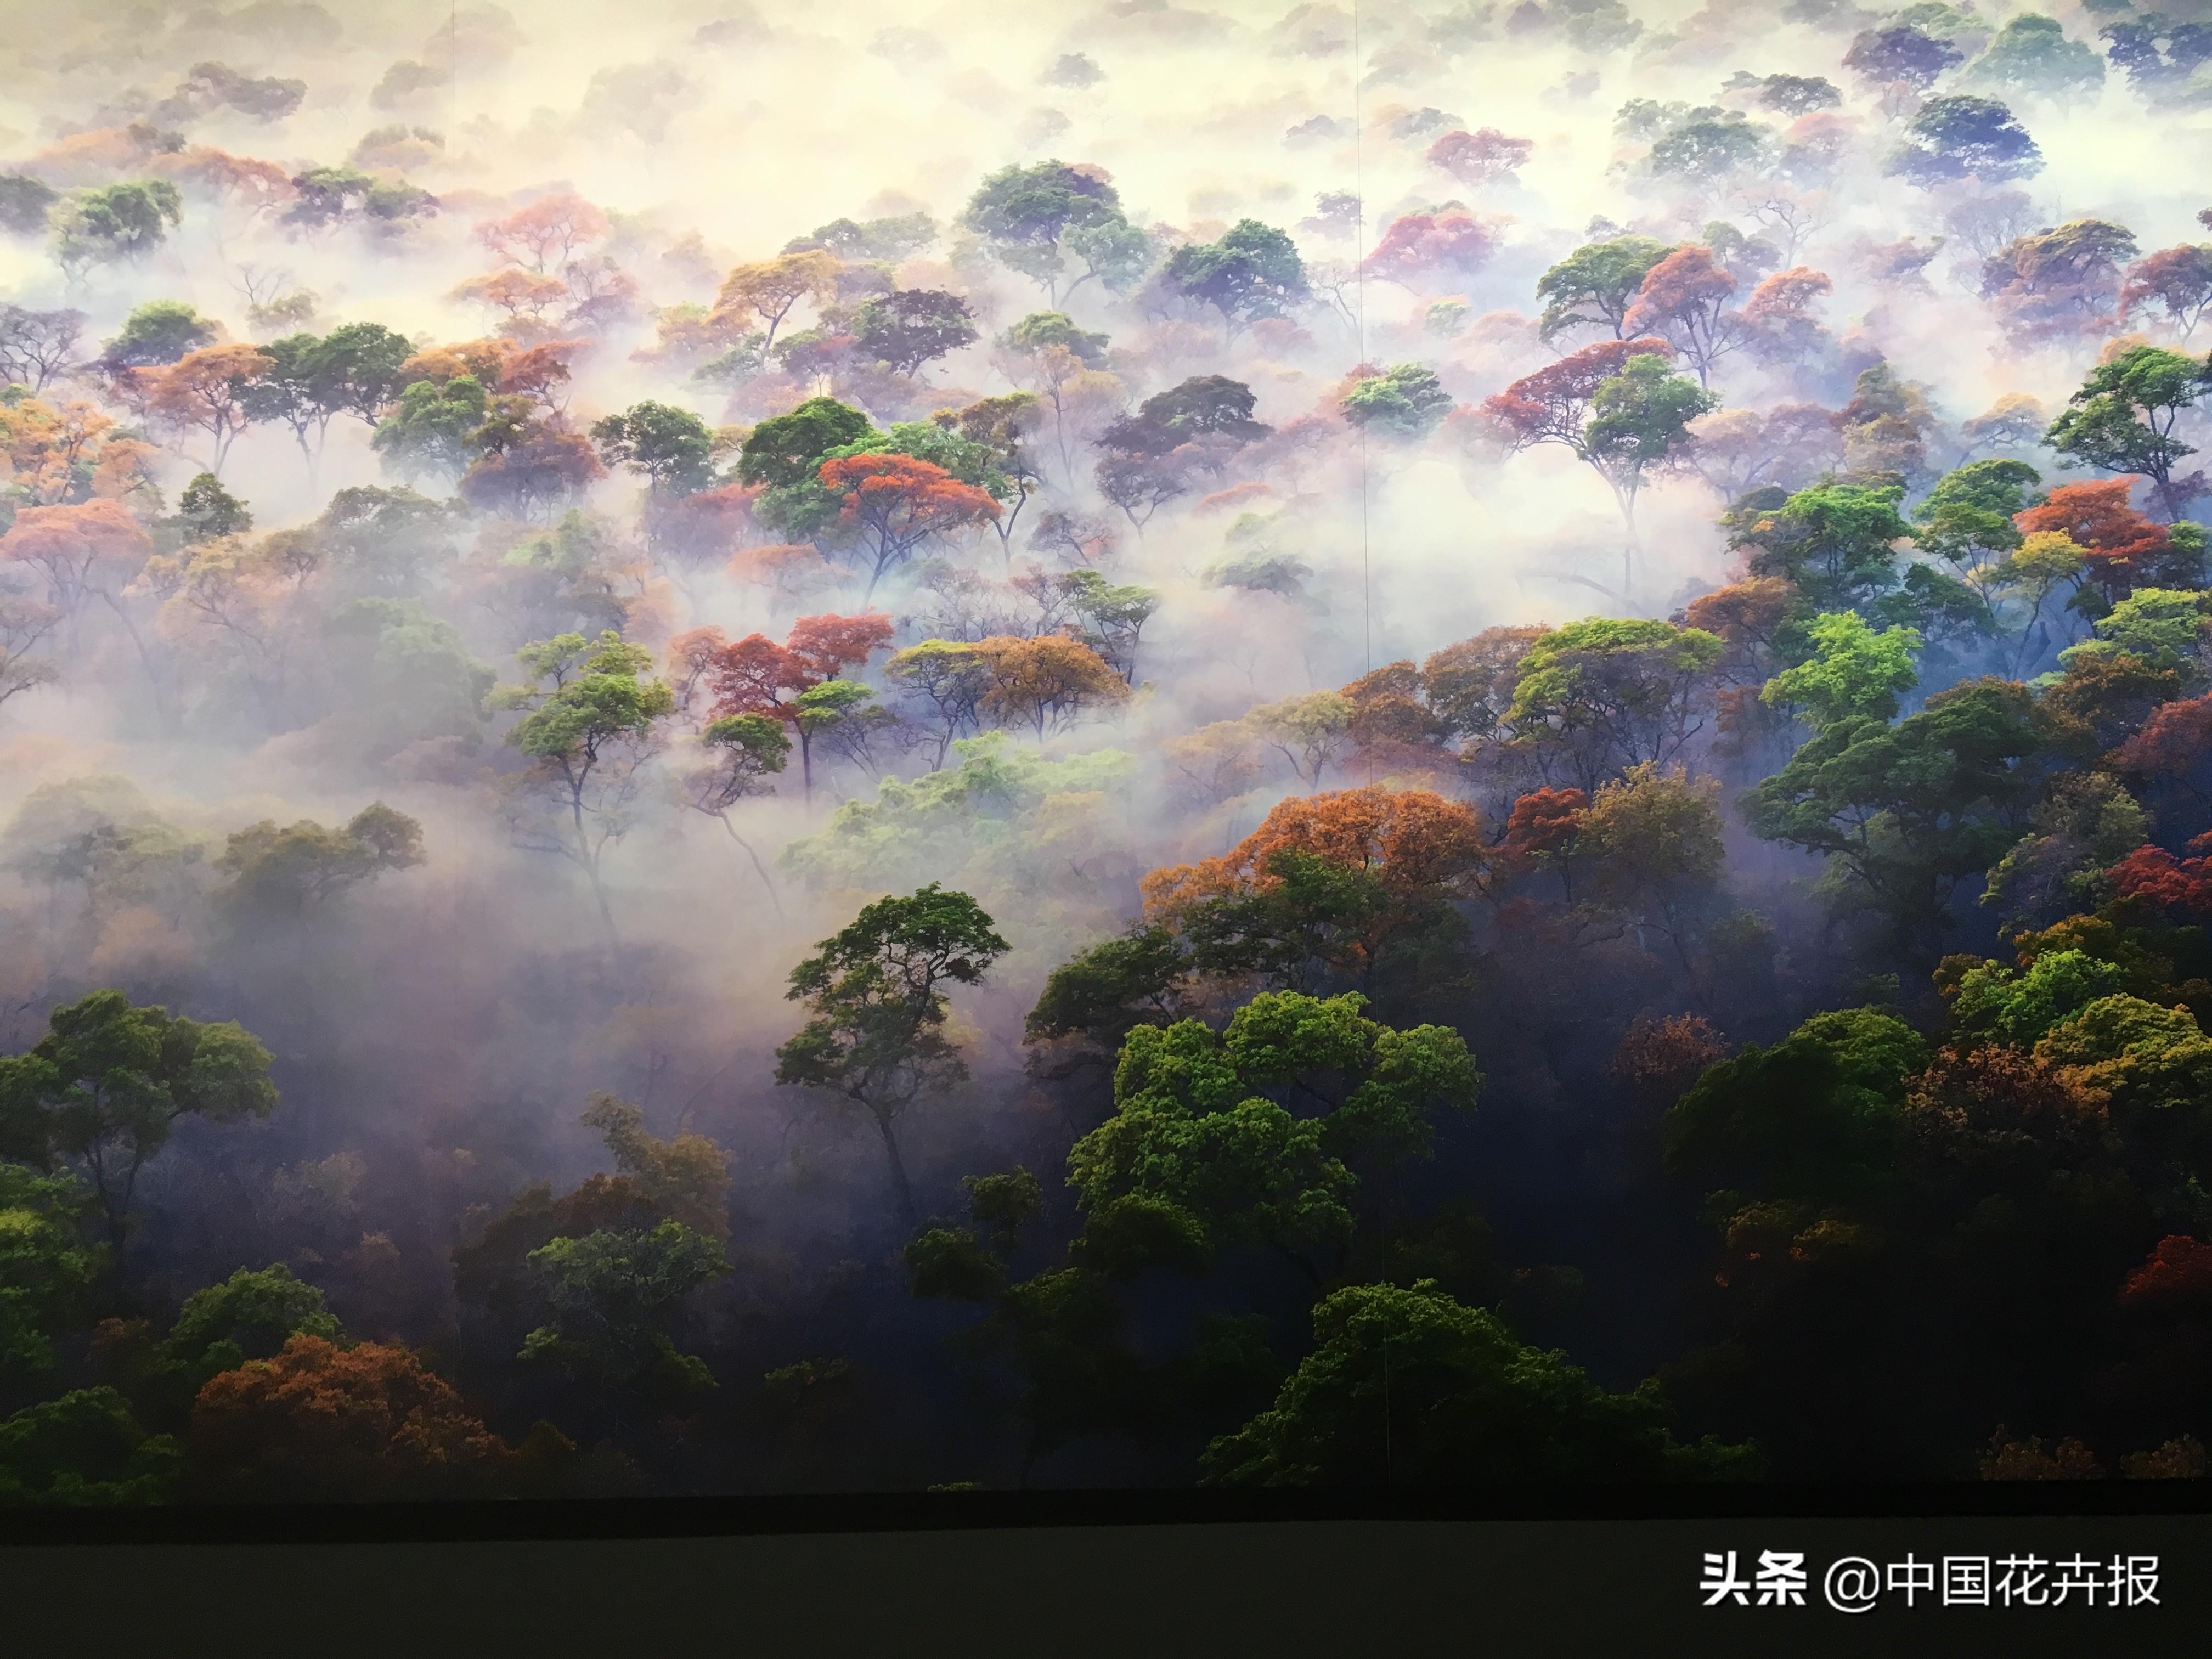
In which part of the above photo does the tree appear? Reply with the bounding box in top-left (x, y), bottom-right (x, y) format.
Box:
top-left (1760, 611), bottom-right (1922, 728)
top-left (0, 174), bottom-right (57, 236)
top-left (1201, 1279), bottom-right (1747, 1485)
top-left (1969, 13), bottom-right (2103, 98)
top-left (735, 396), bottom-right (875, 490)
top-left (0, 990), bottom-right (277, 1243)
top-left (1244, 691), bottom-right (1356, 790)
top-left (189, 1334), bottom-right (516, 1501)
top-left (589, 399), bottom-right (718, 501)
top-left (968, 633), bottom-right (1132, 737)
top-left (371, 373), bottom-right (489, 483)
top-left (579, 1092), bottom-right (733, 1240)
top-left (885, 638), bottom-right (994, 767)
top-left (142, 1263), bottom-right (345, 1418)
top-left (498, 631), bottom-right (676, 938)
top-left (1743, 679), bottom-right (2045, 952)
top-left (521, 1221), bottom-right (731, 1400)
top-left (1340, 364), bottom-right (1453, 442)
top-left (712, 250), bottom-right (839, 351)
top-left (1647, 118), bottom-right (1769, 187)
top-left (1483, 341), bottom-right (1710, 597)
top-left (819, 452), bottom-right (1000, 602)
top-left (1505, 618), bottom-right (1726, 789)
top-left (850, 290), bottom-right (978, 377)
top-left (1160, 220), bottom-right (1309, 340)
top-left (2016, 478), bottom-right (2199, 599)
top-left (1358, 211), bottom-right (1494, 289)
top-left (1534, 235), bottom-right (1674, 343)
top-left (934, 392), bottom-right (1045, 556)
top-left (316, 486), bottom-right (458, 597)
top-left (2120, 246), bottom-right (2212, 339)
top-left (1913, 458), bottom-right (2040, 600)
top-left (0, 1164), bottom-right (100, 1390)
top-left (775, 884), bottom-right (1011, 1224)
top-left (1844, 24), bottom-right (1964, 89)
top-left (698, 611), bottom-right (894, 797)
top-left (1730, 479), bottom-right (1915, 612)
top-left (1140, 787), bottom-right (1492, 998)
top-left (2045, 345), bottom-right (2211, 521)
top-left (1426, 127), bottom-right (1532, 186)
top-left (52, 180), bottom-right (182, 275)
top-left (962, 160), bottom-right (1143, 303)
top-left (0, 306), bottom-right (87, 392)
top-left (216, 803), bottom-right (425, 918)
top-left (0, 499), bottom-right (150, 639)
top-left (1888, 96), bottom-right (2044, 188)
top-left (0, 1387), bottom-right (178, 1504)
top-left (1758, 75), bottom-right (1841, 114)
top-left (679, 712), bottom-right (789, 901)
top-left (1066, 992), bottom-right (1477, 1284)
top-left (140, 343), bottom-right (272, 476)
top-left (1622, 246), bottom-right (1739, 387)
top-left (101, 301), bottom-right (216, 371)
top-left (1980, 220), bottom-right (2141, 343)
top-left (475, 190), bottom-right (609, 272)
top-left (239, 323), bottom-right (413, 476)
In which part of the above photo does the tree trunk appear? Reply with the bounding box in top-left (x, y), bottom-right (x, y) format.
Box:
top-left (874, 1111), bottom-right (919, 1230)
top-left (716, 812), bottom-right (782, 916)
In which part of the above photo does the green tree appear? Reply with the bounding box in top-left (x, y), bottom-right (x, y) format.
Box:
top-left (1505, 617), bottom-right (1726, 789)
top-left (497, 631), bottom-right (675, 939)
top-left (1733, 479), bottom-right (1915, 611)
top-left (1161, 220), bottom-right (1309, 340)
top-left (1581, 352), bottom-right (1716, 586)
top-left (775, 884), bottom-right (1011, 1225)
top-left (1066, 992), bottom-right (1479, 1280)
top-left (140, 1263), bottom-right (343, 1419)
top-left (734, 394), bottom-right (876, 491)
top-left (2045, 345), bottom-right (2212, 520)
top-left (962, 160), bottom-right (1145, 303)
top-left (1760, 611), bottom-right (1922, 728)
top-left (1742, 678), bottom-right (2045, 952)
top-left (680, 712), bottom-right (789, 904)
top-left (0, 1387), bottom-right (179, 1504)
top-left (0, 1163), bottom-right (101, 1389)
top-left (1968, 13), bottom-right (2104, 98)
top-left (370, 373), bottom-right (489, 483)
top-left (215, 803), bottom-right (425, 917)
top-left (1341, 364), bottom-right (1454, 442)
top-left (100, 300), bottom-right (215, 369)
top-left (521, 1220), bottom-right (731, 1400)
top-left (173, 472), bottom-right (251, 543)
top-left (589, 399), bottom-right (719, 500)
top-left (1664, 1005), bottom-right (1928, 1207)
top-left (52, 182), bottom-right (182, 276)
top-left (0, 991), bottom-right (278, 1243)
top-left (1887, 95), bottom-right (2043, 188)
top-left (1201, 1280), bottom-right (1751, 1485)
top-left (850, 289), bottom-right (979, 377)
top-left (243, 323), bottom-right (413, 478)
top-left (578, 1092), bottom-right (732, 1239)
top-left (1912, 459), bottom-right (2040, 600)
top-left (1534, 234), bottom-right (1674, 343)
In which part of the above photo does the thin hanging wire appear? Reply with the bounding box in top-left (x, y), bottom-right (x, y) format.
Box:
top-left (1352, 0), bottom-right (1371, 684)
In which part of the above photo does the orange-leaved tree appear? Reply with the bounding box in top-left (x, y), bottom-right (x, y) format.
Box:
top-left (189, 1334), bottom-right (518, 1501)
top-left (139, 342), bottom-right (273, 476)
top-left (1140, 785), bottom-right (1492, 996)
top-left (819, 452), bottom-right (1001, 602)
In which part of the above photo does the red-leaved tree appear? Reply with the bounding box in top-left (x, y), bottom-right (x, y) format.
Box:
top-left (686, 611), bottom-right (896, 797)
